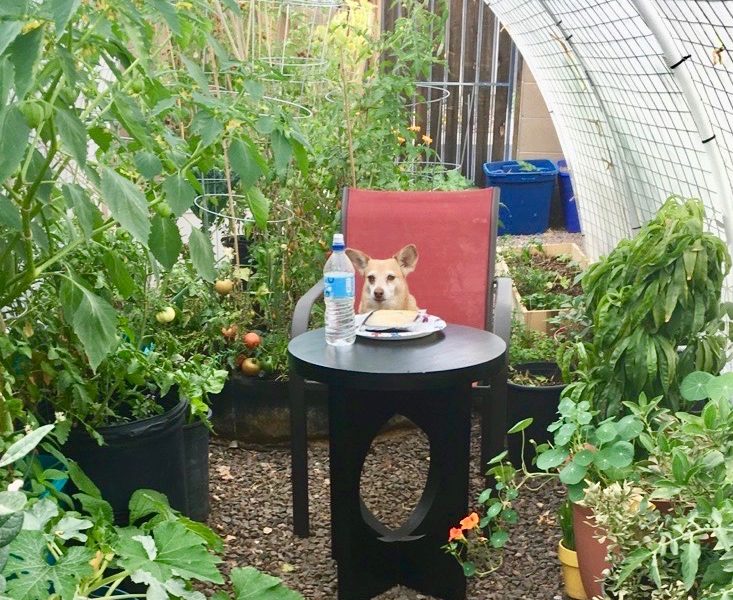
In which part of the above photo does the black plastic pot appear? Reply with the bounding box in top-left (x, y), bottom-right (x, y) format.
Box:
top-left (222, 234), bottom-right (251, 266)
top-left (64, 396), bottom-right (188, 524)
top-left (507, 362), bottom-right (565, 470)
top-left (183, 413), bottom-right (210, 522)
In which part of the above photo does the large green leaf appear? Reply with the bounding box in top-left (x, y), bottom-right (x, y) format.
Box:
top-left (45, 0), bottom-right (81, 38)
top-left (594, 440), bottom-right (634, 470)
top-left (149, 215), bottom-right (182, 270)
top-left (228, 139), bottom-right (264, 188)
top-left (134, 151), bottom-right (163, 180)
top-left (0, 512), bottom-right (23, 547)
top-left (558, 461), bottom-right (586, 485)
top-left (101, 251), bottom-right (136, 299)
top-left (681, 541), bottom-right (701, 591)
top-left (64, 279), bottom-right (117, 371)
top-left (3, 530), bottom-right (94, 600)
top-left (162, 173), bottom-right (195, 217)
top-left (0, 424), bottom-right (53, 467)
top-left (117, 521), bottom-right (223, 584)
top-left (535, 447), bottom-right (568, 471)
top-left (6, 27), bottom-right (43, 100)
top-left (0, 492), bottom-right (25, 517)
top-left (54, 106), bottom-right (87, 167)
top-left (146, 0), bottom-right (180, 35)
top-left (111, 95), bottom-right (153, 149)
top-left (0, 194), bottom-right (21, 230)
top-left (680, 371), bottom-right (714, 402)
top-left (62, 184), bottom-right (102, 238)
top-left (0, 106), bottom-right (30, 182)
top-left (0, 22), bottom-right (22, 56)
top-left (246, 188), bottom-right (269, 230)
top-left (100, 167), bottom-right (150, 245)
top-left (230, 567), bottom-right (303, 599)
top-left (187, 228), bottom-right (216, 283)
top-left (705, 372), bottom-right (733, 403)
top-left (270, 129), bottom-right (291, 174)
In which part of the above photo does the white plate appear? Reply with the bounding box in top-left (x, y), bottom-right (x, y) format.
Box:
top-left (355, 313), bottom-right (447, 340)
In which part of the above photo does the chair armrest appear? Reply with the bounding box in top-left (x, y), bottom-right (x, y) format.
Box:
top-left (291, 280), bottom-right (324, 339)
top-left (493, 276), bottom-right (512, 352)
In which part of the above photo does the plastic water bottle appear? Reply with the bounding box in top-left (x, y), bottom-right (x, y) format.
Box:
top-left (324, 233), bottom-right (356, 346)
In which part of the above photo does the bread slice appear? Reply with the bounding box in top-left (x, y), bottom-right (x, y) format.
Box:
top-left (365, 309), bottom-right (420, 328)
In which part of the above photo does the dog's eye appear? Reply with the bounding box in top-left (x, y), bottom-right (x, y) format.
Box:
top-left (368, 275), bottom-right (375, 284)
top-left (387, 275), bottom-right (396, 282)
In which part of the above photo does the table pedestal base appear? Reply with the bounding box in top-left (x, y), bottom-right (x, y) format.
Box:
top-left (329, 385), bottom-right (471, 600)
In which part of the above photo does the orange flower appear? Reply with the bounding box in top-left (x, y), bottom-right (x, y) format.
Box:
top-left (460, 512), bottom-right (480, 530)
top-left (421, 134), bottom-right (433, 145)
top-left (448, 527), bottom-right (465, 542)
top-left (408, 124), bottom-right (421, 132)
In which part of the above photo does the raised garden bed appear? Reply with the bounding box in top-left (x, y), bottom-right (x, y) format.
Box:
top-left (498, 242), bottom-right (589, 334)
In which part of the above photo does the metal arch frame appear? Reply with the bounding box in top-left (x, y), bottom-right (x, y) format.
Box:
top-left (632, 0), bottom-right (733, 250)
top-left (533, 0), bottom-right (642, 232)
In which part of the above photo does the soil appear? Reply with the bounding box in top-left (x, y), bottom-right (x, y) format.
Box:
top-left (527, 253), bottom-right (583, 298)
top-left (206, 417), bottom-right (567, 599)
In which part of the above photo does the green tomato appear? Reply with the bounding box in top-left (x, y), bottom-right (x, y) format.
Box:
top-left (130, 77), bottom-right (145, 94)
top-left (154, 202), bottom-right (173, 218)
top-left (19, 101), bottom-right (46, 128)
top-left (260, 356), bottom-right (275, 374)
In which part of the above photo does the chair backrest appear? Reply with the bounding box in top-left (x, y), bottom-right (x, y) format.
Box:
top-left (343, 187), bottom-right (499, 330)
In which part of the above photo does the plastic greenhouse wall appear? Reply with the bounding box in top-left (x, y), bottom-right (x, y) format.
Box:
top-left (484, 0), bottom-right (733, 262)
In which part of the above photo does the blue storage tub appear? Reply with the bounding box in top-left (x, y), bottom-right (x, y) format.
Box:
top-left (557, 159), bottom-right (581, 233)
top-left (483, 159), bottom-right (558, 235)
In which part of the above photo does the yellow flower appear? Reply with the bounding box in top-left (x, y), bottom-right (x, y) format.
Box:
top-left (408, 124), bottom-right (421, 132)
top-left (22, 20), bottom-right (42, 34)
top-left (397, 136), bottom-right (406, 144)
top-left (421, 134), bottom-right (433, 145)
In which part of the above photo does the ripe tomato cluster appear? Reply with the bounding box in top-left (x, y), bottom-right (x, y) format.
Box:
top-left (221, 327), bottom-right (275, 377)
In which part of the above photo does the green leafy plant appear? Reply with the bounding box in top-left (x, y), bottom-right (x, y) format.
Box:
top-left (502, 242), bottom-right (582, 311)
top-left (557, 499), bottom-right (574, 551)
top-left (560, 196), bottom-right (731, 419)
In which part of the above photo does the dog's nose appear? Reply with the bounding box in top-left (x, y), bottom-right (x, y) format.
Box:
top-left (373, 288), bottom-right (384, 300)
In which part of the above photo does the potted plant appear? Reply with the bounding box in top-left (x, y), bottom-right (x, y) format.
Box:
top-left (558, 499), bottom-right (587, 600)
top-left (498, 240), bottom-right (588, 334)
top-left (506, 320), bottom-right (566, 469)
top-left (560, 196), bottom-right (731, 419)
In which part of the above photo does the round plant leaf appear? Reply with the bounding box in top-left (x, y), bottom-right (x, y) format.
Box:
top-left (616, 415), bottom-right (644, 441)
top-left (508, 418), bottom-right (533, 435)
top-left (536, 447), bottom-right (569, 471)
top-left (594, 441), bottom-right (634, 470)
top-left (567, 482), bottom-right (586, 503)
top-left (680, 371), bottom-right (714, 402)
top-left (706, 372), bottom-right (733, 403)
top-left (572, 449), bottom-right (595, 467)
top-left (594, 422), bottom-right (618, 444)
top-left (554, 423), bottom-right (576, 447)
top-left (0, 492), bottom-right (25, 516)
top-left (559, 461), bottom-right (587, 485)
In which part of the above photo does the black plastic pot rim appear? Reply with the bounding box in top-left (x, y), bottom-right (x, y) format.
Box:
top-left (508, 361), bottom-right (566, 391)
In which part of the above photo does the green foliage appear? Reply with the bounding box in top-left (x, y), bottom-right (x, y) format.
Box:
top-left (508, 320), bottom-right (560, 366)
top-left (501, 241), bottom-right (582, 311)
top-left (557, 499), bottom-right (574, 551)
top-left (560, 196), bottom-right (731, 418)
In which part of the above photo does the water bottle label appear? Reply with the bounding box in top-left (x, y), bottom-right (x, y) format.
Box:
top-left (324, 273), bottom-right (354, 299)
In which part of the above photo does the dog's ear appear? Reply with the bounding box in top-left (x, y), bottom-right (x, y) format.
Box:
top-left (394, 244), bottom-right (418, 275)
top-left (345, 248), bottom-right (370, 274)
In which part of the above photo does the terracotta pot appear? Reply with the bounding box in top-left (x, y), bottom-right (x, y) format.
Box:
top-left (572, 503), bottom-right (609, 599)
top-left (558, 540), bottom-right (588, 600)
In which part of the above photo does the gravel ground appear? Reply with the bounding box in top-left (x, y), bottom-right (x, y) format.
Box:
top-left (207, 417), bottom-right (566, 600)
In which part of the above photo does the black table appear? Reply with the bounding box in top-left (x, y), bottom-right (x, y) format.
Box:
top-left (288, 325), bottom-right (507, 600)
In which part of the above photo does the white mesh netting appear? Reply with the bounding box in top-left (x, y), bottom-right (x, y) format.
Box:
top-left (485, 0), bottom-right (733, 261)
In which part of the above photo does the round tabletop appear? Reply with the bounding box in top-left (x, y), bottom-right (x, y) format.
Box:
top-left (288, 325), bottom-right (506, 390)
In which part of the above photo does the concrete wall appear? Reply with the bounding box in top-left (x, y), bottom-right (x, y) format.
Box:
top-left (515, 63), bottom-right (563, 163)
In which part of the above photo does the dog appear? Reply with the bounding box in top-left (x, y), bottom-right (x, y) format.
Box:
top-left (345, 244), bottom-right (419, 313)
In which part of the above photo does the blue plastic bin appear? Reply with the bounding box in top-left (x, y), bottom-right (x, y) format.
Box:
top-left (557, 159), bottom-right (581, 233)
top-left (483, 159), bottom-right (558, 235)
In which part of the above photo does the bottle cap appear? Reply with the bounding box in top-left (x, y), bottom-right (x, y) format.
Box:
top-left (332, 233), bottom-right (345, 250)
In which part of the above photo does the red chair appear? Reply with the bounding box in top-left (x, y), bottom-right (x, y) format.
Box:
top-left (289, 187), bottom-right (512, 536)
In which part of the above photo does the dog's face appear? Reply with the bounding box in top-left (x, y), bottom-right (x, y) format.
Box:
top-left (345, 245), bottom-right (418, 310)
